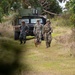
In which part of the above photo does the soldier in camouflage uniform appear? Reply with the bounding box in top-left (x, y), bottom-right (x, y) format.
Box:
top-left (43, 19), bottom-right (53, 48)
top-left (33, 20), bottom-right (43, 44)
top-left (19, 20), bottom-right (29, 44)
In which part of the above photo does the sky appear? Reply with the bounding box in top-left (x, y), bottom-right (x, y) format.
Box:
top-left (58, 0), bottom-right (69, 8)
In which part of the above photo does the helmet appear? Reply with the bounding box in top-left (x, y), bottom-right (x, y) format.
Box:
top-left (46, 19), bottom-right (50, 22)
top-left (21, 20), bottom-right (25, 23)
top-left (37, 19), bottom-right (40, 22)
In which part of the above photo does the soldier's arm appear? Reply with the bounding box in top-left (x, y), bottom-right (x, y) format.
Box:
top-left (26, 25), bottom-right (29, 32)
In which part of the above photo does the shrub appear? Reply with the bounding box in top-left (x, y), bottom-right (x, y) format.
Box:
top-left (70, 14), bottom-right (75, 27)
top-left (0, 7), bottom-right (3, 22)
top-left (0, 37), bottom-right (23, 75)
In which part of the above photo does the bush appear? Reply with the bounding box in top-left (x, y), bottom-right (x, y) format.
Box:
top-left (0, 7), bottom-right (3, 22)
top-left (0, 37), bottom-right (23, 75)
top-left (1, 0), bottom-right (10, 14)
top-left (70, 14), bottom-right (75, 27)
top-left (51, 14), bottom-right (71, 27)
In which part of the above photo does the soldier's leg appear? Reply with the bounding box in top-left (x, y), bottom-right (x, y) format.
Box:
top-left (36, 33), bottom-right (39, 42)
top-left (47, 41), bottom-right (50, 47)
top-left (45, 34), bottom-right (49, 48)
top-left (46, 41), bottom-right (49, 48)
top-left (38, 33), bottom-right (41, 43)
top-left (48, 35), bottom-right (52, 47)
top-left (23, 33), bottom-right (26, 44)
top-left (19, 33), bottom-right (23, 44)
top-left (34, 34), bottom-right (38, 47)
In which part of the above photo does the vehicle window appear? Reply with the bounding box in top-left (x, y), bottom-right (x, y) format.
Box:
top-left (18, 19), bottom-right (29, 24)
top-left (31, 18), bottom-right (43, 23)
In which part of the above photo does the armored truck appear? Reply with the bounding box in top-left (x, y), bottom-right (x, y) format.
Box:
top-left (13, 7), bottom-right (46, 40)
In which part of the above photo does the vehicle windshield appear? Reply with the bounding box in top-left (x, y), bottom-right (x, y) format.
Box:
top-left (31, 18), bottom-right (43, 23)
top-left (18, 18), bottom-right (43, 24)
top-left (18, 19), bottom-right (29, 24)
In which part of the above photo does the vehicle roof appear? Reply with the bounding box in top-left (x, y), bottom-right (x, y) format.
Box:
top-left (18, 15), bottom-right (46, 19)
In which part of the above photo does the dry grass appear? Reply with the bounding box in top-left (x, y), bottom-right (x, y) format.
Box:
top-left (51, 17), bottom-right (75, 57)
top-left (12, 17), bottom-right (75, 75)
top-left (0, 37), bottom-right (24, 75)
top-left (0, 23), bottom-right (14, 38)
top-left (0, 14), bottom-right (75, 75)
top-left (70, 28), bottom-right (75, 57)
top-left (18, 25), bottom-right (75, 75)
top-left (0, 13), bottom-right (17, 38)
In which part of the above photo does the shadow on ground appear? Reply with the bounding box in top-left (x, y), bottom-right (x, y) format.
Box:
top-left (0, 38), bottom-right (29, 75)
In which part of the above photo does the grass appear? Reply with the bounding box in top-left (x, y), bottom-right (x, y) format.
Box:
top-left (26, 36), bottom-right (34, 40)
top-left (0, 37), bottom-right (24, 75)
top-left (19, 25), bottom-right (75, 75)
top-left (2, 12), bottom-right (18, 22)
top-left (21, 39), bottom-right (75, 75)
top-left (0, 15), bottom-right (75, 75)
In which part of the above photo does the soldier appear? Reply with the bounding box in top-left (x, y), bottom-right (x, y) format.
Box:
top-left (33, 20), bottom-right (43, 46)
top-left (43, 19), bottom-right (53, 48)
top-left (19, 20), bottom-right (29, 44)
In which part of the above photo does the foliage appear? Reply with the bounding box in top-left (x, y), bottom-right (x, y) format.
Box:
top-left (28, 0), bottom-right (62, 14)
top-left (65, 1), bottom-right (70, 10)
top-left (0, 7), bottom-right (3, 22)
top-left (12, 2), bottom-right (21, 12)
top-left (0, 37), bottom-right (23, 75)
top-left (51, 13), bottom-right (71, 27)
top-left (58, 0), bottom-right (66, 2)
top-left (28, 0), bottom-right (41, 8)
top-left (0, 0), bottom-right (62, 14)
top-left (66, 0), bottom-right (75, 13)
top-left (70, 14), bottom-right (75, 27)
top-left (65, 0), bottom-right (75, 27)
top-left (0, 0), bottom-right (62, 22)
top-left (47, 0), bottom-right (62, 14)
top-left (0, 0), bottom-right (10, 14)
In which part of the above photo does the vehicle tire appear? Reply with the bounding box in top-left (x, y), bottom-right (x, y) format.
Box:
top-left (14, 32), bottom-right (20, 40)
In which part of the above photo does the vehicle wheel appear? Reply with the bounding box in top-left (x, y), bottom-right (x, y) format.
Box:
top-left (14, 32), bottom-right (20, 40)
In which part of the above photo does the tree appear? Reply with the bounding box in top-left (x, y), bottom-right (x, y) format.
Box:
top-left (65, 0), bottom-right (75, 27)
top-left (12, 2), bottom-right (21, 12)
top-left (23, 0), bottom-right (62, 15)
top-left (58, 0), bottom-right (66, 2)
top-left (47, 0), bottom-right (62, 14)
top-left (0, 0), bottom-right (10, 14)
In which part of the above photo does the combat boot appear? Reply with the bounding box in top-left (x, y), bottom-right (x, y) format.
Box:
top-left (24, 41), bottom-right (26, 44)
top-left (20, 41), bottom-right (22, 44)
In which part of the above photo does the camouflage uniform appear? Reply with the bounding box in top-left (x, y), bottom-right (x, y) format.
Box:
top-left (43, 22), bottom-right (53, 48)
top-left (33, 23), bottom-right (43, 43)
top-left (19, 23), bottom-right (29, 44)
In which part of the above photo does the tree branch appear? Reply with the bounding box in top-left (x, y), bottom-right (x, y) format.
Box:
top-left (43, 9), bottom-right (58, 15)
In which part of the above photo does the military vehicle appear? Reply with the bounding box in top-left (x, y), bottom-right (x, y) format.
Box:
top-left (13, 7), bottom-right (46, 40)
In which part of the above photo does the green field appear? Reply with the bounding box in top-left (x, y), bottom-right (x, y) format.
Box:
top-left (18, 26), bottom-right (75, 75)
top-left (0, 24), bottom-right (75, 75)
